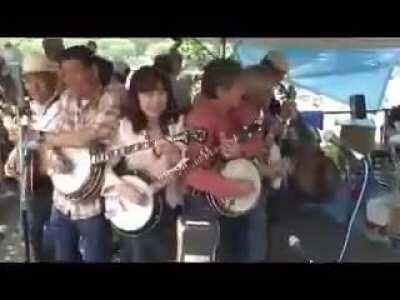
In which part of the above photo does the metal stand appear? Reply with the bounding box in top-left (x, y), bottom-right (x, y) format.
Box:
top-left (337, 156), bottom-right (369, 262)
top-left (18, 117), bottom-right (31, 263)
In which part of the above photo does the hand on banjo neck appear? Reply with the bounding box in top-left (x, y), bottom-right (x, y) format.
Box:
top-left (131, 117), bottom-right (265, 204)
top-left (181, 115), bottom-right (266, 201)
top-left (31, 127), bottom-right (207, 204)
top-left (105, 113), bottom-right (266, 232)
top-left (40, 128), bottom-right (205, 168)
top-left (101, 129), bottom-right (207, 206)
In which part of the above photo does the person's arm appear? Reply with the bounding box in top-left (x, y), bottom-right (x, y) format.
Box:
top-left (182, 107), bottom-right (253, 199)
top-left (183, 167), bottom-right (252, 199)
top-left (44, 93), bottom-right (120, 148)
top-left (4, 147), bottom-right (18, 178)
top-left (238, 133), bottom-right (264, 158)
top-left (101, 166), bottom-right (147, 206)
top-left (44, 126), bottom-right (114, 148)
top-left (229, 103), bottom-right (266, 158)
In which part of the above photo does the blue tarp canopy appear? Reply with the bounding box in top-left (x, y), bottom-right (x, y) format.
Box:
top-left (230, 38), bottom-right (400, 110)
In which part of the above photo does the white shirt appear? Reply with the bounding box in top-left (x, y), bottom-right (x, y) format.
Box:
top-left (5, 94), bottom-right (62, 177)
top-left (102, 115), bottom-right (187, 209)
top-left (30, 95), bottom-right (62, 132)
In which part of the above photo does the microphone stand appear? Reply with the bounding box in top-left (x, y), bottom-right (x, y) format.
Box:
top-left (288, 154), bottom-right (369, 264)
top-left (336, 154), bottom-right (369, 263)
top-left (17, 105), bottom-right (32, 263)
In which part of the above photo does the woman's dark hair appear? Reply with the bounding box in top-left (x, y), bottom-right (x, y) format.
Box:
top-left (59, 45), bottom-right (95, 68)
top-left (124, 66), bottom-right (179, 134)
top-left (93, 56), bottom-right (113, 86)
top-left (201, 58), bottom-right (242, 99)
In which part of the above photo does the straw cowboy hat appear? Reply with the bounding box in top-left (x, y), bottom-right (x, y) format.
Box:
top-left (22, 52), bottom-right (58, 75)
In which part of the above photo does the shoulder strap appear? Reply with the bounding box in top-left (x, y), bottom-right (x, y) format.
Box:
top-left (43, 93), bottom-right (61, 116)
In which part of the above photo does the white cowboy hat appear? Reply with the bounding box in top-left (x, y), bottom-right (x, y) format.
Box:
top-left (266, 50), bottom-right (289, 73)
top-left (22, 52), bottom-right (58, 75)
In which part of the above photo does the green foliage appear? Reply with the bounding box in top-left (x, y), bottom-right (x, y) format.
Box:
top-left (0, 38), bottom-right (231, 73)
top-left (177, 39), bottom-right (220, 68)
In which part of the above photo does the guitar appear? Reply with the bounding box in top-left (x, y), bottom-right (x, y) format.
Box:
top-left (49, 129), bottom-right (207, 202)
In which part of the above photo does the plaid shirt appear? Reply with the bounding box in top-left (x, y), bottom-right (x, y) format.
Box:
top-left (4, 94), bottom-right (63, 177)
top-left (52, 87), bottom-right (120, 220)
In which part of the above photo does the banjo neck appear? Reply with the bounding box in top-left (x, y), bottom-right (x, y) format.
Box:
top-left (92, 139), bottom-right (156, 164)
top-left (92, 129), bottom-right (207, 165)
top-left (155, 113), bottom-right (265, 184)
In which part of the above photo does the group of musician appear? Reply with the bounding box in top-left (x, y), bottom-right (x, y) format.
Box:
top-left (0, 39), bottom-right (308, 263)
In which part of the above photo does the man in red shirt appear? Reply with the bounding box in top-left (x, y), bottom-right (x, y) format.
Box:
top-left (218, 65), bottom-right (278, 262)
top-left (180, 59), bottom-right (266, 262)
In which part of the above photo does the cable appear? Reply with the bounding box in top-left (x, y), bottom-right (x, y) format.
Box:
top-left (337, 157), bottom-right (369, 262)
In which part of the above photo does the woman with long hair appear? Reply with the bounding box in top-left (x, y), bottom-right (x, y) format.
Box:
top-left (102, 66), bottom-right (186, 262)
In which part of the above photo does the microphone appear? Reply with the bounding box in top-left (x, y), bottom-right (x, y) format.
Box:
top-left (322, 130), bottom-right (364, 161)
top-left (288, 235), bottom-right (314, 263)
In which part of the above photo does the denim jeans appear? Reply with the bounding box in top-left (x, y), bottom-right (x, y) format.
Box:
top-left (217, 194), bottom-right (267, 262)
top-left (118, 201), bottom-right (178, 263)
top-left (177, 190), bottom-right (269, 262)
top-left (26, 180), bottom-right (54, 262)
top-left (50, 208), bottom-right (112, 262)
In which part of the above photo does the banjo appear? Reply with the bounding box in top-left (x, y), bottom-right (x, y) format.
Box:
top-left (106, 114), bottom-right (265, 237)
top-left (190, 112), bottom-right (265, 217)
top-left (105, 131), bottom-right (207, 238)
top-left (49, 129), bottom-right (207, 202)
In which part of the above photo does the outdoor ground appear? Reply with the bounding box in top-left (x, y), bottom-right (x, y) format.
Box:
top-left (267, 196), bottom-right (400, 262)
top-left (0, 183), bottom-right (25, 262)
top-left (1, 183), bottom-right (400, 263)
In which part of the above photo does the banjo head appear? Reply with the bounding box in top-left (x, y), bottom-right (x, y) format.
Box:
top-left (217, 158), bottom-right (262, 216)
top-left (50, 148), bottom-right (93, 195)
top-left (105, 175), bottom-right (159, 235)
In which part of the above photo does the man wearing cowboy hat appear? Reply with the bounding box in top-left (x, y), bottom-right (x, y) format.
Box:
top-left (4, 52), bottom-right (63, 262)
top-left (260, 50), bottom-right (289, 83)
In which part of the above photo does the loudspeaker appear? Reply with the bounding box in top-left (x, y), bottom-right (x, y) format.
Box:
top-left (350, 94), bottom-right (367, 119)
top-left (176, 216), bottom-right (220, 262)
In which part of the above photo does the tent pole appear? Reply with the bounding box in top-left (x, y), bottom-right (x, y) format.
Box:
top-left (221, 38), bottom-right (226, 58)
